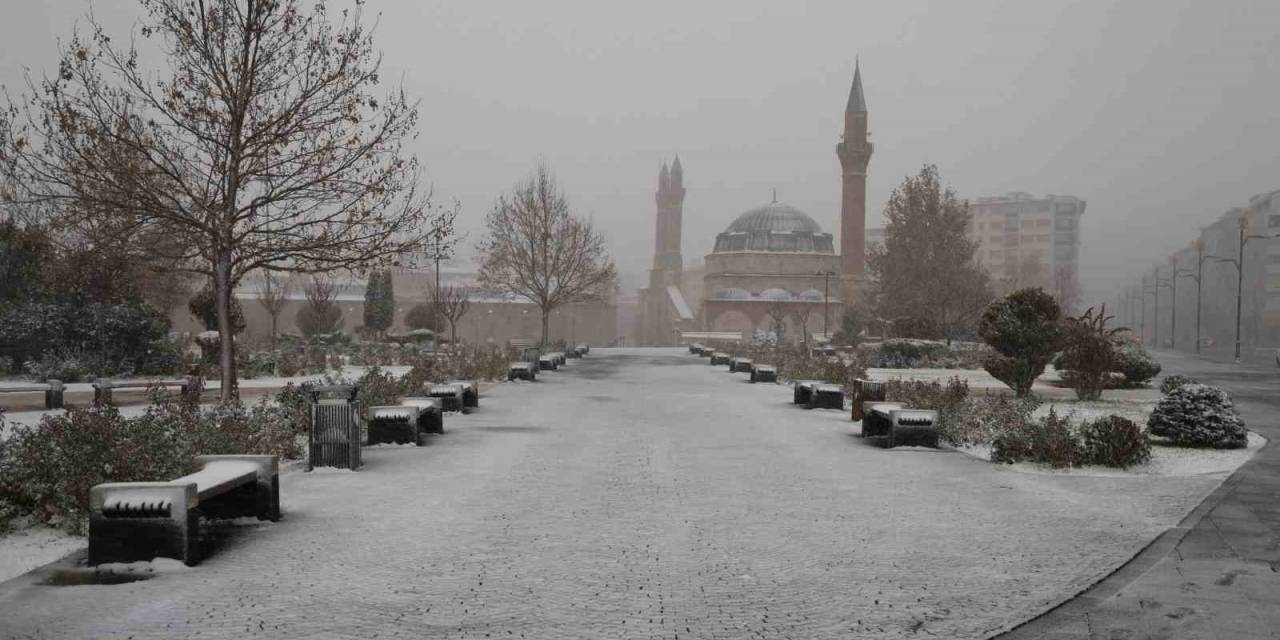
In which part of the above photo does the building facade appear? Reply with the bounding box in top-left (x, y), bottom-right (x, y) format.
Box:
top-left (634, 64), bottom-right (872, 344)
top-left (968, 192), bottom-right (1086, 306)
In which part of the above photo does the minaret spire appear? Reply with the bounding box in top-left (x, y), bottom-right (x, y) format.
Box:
top-left (846, 58), bottom-right (867, 113)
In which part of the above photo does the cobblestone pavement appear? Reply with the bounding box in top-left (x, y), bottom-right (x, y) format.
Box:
top-left (0, 349), bottom-right (1229, 639)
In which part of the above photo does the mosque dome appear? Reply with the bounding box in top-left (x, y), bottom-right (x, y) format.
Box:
top-left (712, 202), bottom-right (834, 254)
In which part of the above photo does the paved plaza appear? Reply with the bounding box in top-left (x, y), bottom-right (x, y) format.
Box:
top-left (0, 349), bottom-right (1233, 639)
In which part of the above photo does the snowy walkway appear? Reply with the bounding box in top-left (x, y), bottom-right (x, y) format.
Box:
top-left (0, 349), bottom-right (1228, 639)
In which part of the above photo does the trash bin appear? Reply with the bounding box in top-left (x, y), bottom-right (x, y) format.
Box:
top-left (307, 384), bottom-right (361, 470)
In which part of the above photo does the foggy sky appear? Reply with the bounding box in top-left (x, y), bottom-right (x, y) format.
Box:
top-left (2, 1), bottom-right (1278, 304)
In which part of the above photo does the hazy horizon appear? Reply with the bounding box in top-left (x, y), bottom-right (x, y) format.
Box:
top-left (3, 0), bottom-right (1277, 302)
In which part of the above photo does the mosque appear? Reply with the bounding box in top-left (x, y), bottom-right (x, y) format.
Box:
top-left (636, 63), bottom-right (873, 345)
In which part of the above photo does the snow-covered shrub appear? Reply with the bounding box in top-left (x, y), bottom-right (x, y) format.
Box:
top-left (992, 407), bottom-right (1077, 467)
top-left (1113, 342), bottom-right (1161, 387)
top-left (24, 350), bottom-right (91, 382)
top-left (1079, 415), bottom-right (1150, 467)
top-left (1159, 374), bottom-right (1198, 395)
top-left (1148, 383), bottom-right (1247, 449)
top-left (866, 340), bottom-right (955, 368)
top-left (0, 356), bottom-right (13, 376)
top-left (1057, 307), bottom-right (1122, 400)
top-left (944, 394), bottom-right (1041, 446)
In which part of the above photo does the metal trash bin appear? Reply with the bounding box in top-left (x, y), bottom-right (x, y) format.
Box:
top-left (307, 384), bottom-right (361, 470)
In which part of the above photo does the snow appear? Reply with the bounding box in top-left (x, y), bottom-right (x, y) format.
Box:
top-left (958, 432), bottom-right (1265, 478)
top-left (0, 524), bottom-right (83, 584)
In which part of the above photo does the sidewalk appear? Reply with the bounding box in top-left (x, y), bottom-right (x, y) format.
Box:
top-left (996, 350), bottom-right (1280, 640)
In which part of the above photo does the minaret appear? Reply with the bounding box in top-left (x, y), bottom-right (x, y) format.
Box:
top-left (653, 156), bottom-right (685, 277)
top-left (836, 61), bottom-right (872, 288)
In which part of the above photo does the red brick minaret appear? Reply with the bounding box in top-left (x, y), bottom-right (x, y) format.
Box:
top-left (836, 61), bottom-right (872, 293)
top-left (653, 156), bottom-right (685, 277)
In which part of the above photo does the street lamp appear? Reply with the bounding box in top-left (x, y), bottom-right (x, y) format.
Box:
top-left (1209, 216), bottom-right (1277, 362)
top-left (1175, 239), bottom-right (1219, 355)
top-left (1153, 266), bottom-right (1173, 349)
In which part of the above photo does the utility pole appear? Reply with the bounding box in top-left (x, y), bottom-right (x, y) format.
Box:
top-left (1208, 217), bottom-right (1276, 362)
top-left (1168, 255), bottom-right (1178, 350)
top-left (819, 271), bottom-right (835, 340)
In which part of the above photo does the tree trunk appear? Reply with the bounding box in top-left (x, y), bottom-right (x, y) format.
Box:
top-left (541, 309), bottom-right (550, 347)
top-left (270, 314), bottom-right (278, 350)
top-left (450, 319), bottom-right (459, 346)
top-left (214, 255), bottom-right (238, 402)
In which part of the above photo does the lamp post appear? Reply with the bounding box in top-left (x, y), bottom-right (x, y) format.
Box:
top-left (1154, 266), bottom-right (1173, 349)
top-left (1140, 275), bottom-right (1152, 344)
top-left (1176, 239), bottom-right (1217, 355)
top-left (818, 270), bottom-right (836, 340)
top-left (1209, 216), bottom-right (1276, 362)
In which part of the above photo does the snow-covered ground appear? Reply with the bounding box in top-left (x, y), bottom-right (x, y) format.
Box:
top-left (0, 523), bottom-right (83, 585)
top-left (0, 348), bottom-right (1260, 639)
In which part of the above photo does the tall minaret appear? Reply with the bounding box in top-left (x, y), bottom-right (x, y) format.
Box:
top-left (653, 155), bottom-right (685, 277)
top-left (836, 61), bottom-right (872, 288)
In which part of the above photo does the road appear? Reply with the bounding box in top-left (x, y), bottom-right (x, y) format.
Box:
top-left (0, 349), bottom-right (1229, 639)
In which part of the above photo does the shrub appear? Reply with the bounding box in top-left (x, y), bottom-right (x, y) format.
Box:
top-left (1, 299), bottom-right (173, 378)
top-left (992, 407), bottom-right (1078, 468)
top-left (405, 302), bottom-right (441, 332)
top-left (24, 350), bottom-right (92, 382)
top-left (1159, 374), bottom-right (1198, 395)
top-left (296, 305), bottom-right (344, 338)
top-left (866, 340), bottom-right (956, 369)
top-left (187, 282), bottom-right (247, 333)
top-left (0, 393), bottom-right (308, 534)
top-left (1079, 415), bottom-right (1150, 467)
top-left (1057, 306), bottom-right (1121, 400)
top-left (1113, 342), bottom-right (1161, 387)
top-left (1148, 383), bottom-right (1247, 449)
top-left (979, 288), bottom-right (1064, 397)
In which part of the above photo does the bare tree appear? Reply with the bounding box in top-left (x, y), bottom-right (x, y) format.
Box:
top-left (256, 271), bottom-right (293, 350)
top-left (428, 280), bottom-right (471, 346)
top-left (0, 0), bottom-right (453, 400)
top-left (296, 274), bottom-right (343, 338)
top-left (476, 163), bottom-right (617, 345)
top-left (792, 303), bottom-right (815, 347)
top-left (765, 301), bottom-right (790, 345)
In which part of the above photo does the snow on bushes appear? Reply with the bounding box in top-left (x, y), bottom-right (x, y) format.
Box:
top-left (992, 408), bottom-right (1078, 468)
top-left (1113, 341), bottom-right (1161, 387)
top-left (1078, 415), bottom-right (1150, 468)
top-left (1148, 383), bottom-right (1247, 449)
top-left (1159, 374), bottom-right (1198, 395)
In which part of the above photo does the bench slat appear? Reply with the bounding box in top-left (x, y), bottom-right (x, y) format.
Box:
top-left (172, 461), bottom-right (260, 502)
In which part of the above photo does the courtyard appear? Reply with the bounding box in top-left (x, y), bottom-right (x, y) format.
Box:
top-left (0, 349), bottom-right (1238, 639)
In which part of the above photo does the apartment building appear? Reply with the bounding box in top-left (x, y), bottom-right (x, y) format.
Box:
top-left (968, 192), bottom-right (1086, 303)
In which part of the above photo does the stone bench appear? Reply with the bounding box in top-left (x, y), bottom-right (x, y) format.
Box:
top-left (709, 352), bottom-right (731, 366)
top-left (884, 409), bottom-right (940, 448)
top-left (807, 384), bottom-right (845, 410)
top-left (508, 361), bottom-right (537, 381)
top-left (400, 397), bottom-right (445, 435)
top-left (0, 379), bottom-right (64, 409)
top-left (89, 454), bottom-right (279, 566)
top-left (849, 378), bottom-right (887, 421)
top-left (749, 365), bottom-right (777, 383)
top-left (688, 343), bottom-right (704, 355)
top-left (537, 355), bottom-right (558, 371)
top-left (792, 380), bottom-right (822, 404)
top-left (576, 344), bottom-right (590, 355)
top-left (368, 406), bottom-right (423, 445)
top-left (549, 352), bottom-right (567, 367)
top-left (93, 376), bottom-right (202, 405)
top-left (446, 380), bottom-right (480, 408)
top-left (861, 401), bottom-right (907, 438)
top-left (729, 357), bottom-right (753, 373)
top-left (428, 383), bottom-right (469, 413)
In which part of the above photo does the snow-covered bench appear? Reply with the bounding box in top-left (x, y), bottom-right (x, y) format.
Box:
top-left (0, 379), bottom-right (64, 409)
top-left (688, 343), bottom-right (704, 355)
top-left (884, 409), bottom-right (939, 448)
top-left (538, 354), bottom-right (558, 371)
top-left (807, 384), bottom-right (845, 410)
top-left (400, 397), bottom-right (445, 434)
top-left (508, 361), bottom-right (537, 381)
top-left (792, 380), bottom-right (822, 404)
top-left (709, 352), bottom-right (731, 366)
top-left (428, 383), bottom-right (469, 413)
top-left (850, 378), bottom-right (887, 421)
top-left (368, 406), bottom-right (423, 445)
top-left (446, 380), bottom-right (480, 408)
top-left (729, 357), bottom-right (753, 373)
top-left (88, 454), bottom-right (279, 566)
top-left (749, 365), bottom-right (777, 383)
top-left (576, 344), bottom-right (590, 355)
top-left (93, 376), bottom-right (202, 405)
top-left (860, 401), bottom-right (907, 438)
